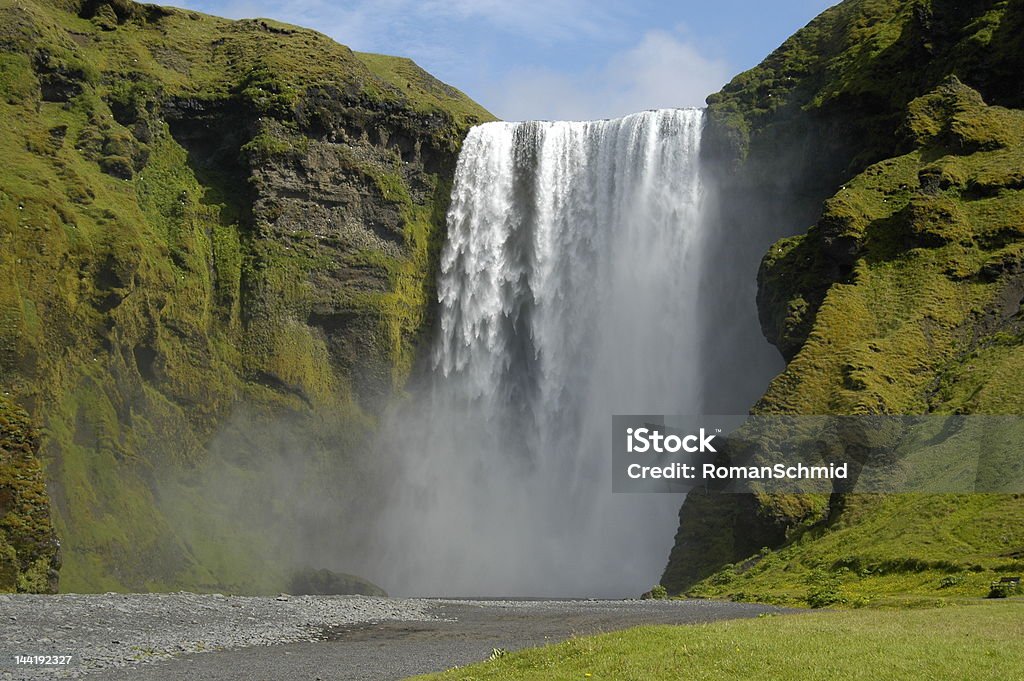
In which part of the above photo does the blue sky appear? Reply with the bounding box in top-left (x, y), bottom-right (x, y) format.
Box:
top-left (173, 0), bottom-right (837, 121)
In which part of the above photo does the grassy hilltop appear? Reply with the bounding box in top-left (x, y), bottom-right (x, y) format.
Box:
top-left (664, 0), bottom-right (1024, 606)
top-left (0, 0), bottom-right (490, 593)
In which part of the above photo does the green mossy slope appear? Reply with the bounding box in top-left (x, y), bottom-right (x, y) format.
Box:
top-left (665, 0), bottom-right (1024, 605)
top-left (0, 0), bottom-right (491, 592)
top-left (0, 394), bottom-right (60, 592)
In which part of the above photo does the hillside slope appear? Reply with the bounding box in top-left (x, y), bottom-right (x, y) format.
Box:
top-left (0, 0), bottom-right (491, 592)
top-left (664, 0), bottom-right (1024, 605)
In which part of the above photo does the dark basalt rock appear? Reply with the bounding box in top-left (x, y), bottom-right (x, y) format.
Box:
top-left (288, 567), bottom-right (386, 597)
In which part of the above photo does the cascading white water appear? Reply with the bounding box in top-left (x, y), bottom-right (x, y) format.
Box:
top-left (365, 109), bottom-right (708, 597)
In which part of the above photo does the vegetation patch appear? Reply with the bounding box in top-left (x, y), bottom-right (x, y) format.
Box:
top-left (668, 0), bottom-right (1024, 601)
top-left (414, 603), bottom-right (1024, 681)
top-left (0, 0), bottom-right (492, 592)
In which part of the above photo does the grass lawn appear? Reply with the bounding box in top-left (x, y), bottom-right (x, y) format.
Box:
top-left (413, 600), bottom-right (1024, 680)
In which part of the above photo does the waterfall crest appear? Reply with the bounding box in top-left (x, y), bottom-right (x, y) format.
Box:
top-left (367, 109), bottom-right (708, 597)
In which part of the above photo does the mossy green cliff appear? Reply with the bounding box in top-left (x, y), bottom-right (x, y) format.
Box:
top-left (0, 0), bottom-right (491, 592)
top-left (664, 0), bottom-right (1024, 605)
top-left (1, 394), bottom-right (60, 592)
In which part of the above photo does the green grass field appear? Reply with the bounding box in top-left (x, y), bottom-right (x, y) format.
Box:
top-left (414, 601), bottom-right (1024, 681)
top-left (685, 494), bottom-right (1024, 607)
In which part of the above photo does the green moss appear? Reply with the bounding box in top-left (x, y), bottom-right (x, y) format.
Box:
top-left (355, 52), bottom-right (494, 133)
top-left (672, 1), bottom-right (1024, 601)
top-left (0, 394), bottom-right (59, 593)
top-left (239, 130), bottom-right (302, 162)
top-left (686, 494), bottom-right (1024, 607)
top-left (378, 178), bottom-right (453, 386)
top-left (706, 1), bottom-right (1024, 188)
top-left (0, 0), bottom-right (487, 591)
top-left (756, 80), bottom-right (1024, 417)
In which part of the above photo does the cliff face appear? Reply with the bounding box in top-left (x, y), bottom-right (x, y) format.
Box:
top-left (0, 0), bottom-right (490, 592)
top-left (665, 0), bottom-right (1024, 604)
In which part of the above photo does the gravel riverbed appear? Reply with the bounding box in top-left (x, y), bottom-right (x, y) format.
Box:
top-left (0, 594), bottom-right (793, 680)
top-left (0, 593), bottom-right (437, 679)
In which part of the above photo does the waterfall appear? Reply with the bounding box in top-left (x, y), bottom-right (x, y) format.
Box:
top-left (365, 109), bottom-right (708, 597)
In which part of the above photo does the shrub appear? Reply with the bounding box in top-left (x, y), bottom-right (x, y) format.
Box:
top-left (807, 587), bottom-right (844, 608)
top-left (938, 574), bottom-right (965, 589)
top-left (807, 570), bottom-right (845, 608)
top-left (987, 580), bottom-right (1020, 599)
top-left (641, 584), bottom-right (669, 600)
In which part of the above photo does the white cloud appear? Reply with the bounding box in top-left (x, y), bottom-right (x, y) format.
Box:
top-left (485, 29), bottom-right (731, 121)
top-left (177, 0), bottom-right (618, 46)
top-left (414, 0), bottom-right (620, 41)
